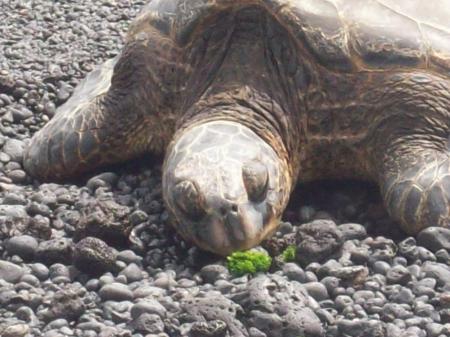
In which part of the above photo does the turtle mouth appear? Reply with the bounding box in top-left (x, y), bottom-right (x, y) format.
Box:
top-left (191, 201), bottom-right (277, 255)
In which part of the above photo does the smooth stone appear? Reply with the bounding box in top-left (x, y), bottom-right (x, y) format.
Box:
top-left (2, 139), bottom-right (24, 162)
top-left (133, 286), bottom-right (166, 299)
top-left (321, 276), bottom-right (340, 295)
top-left (99, 283), bottom-right (133, 302)
top-left (120, 263), bottom-right (143, 283)
top-left (248, 326), bottom-right (267, 337)
top-left (86, 172), bottom-right (119, 191)
top-left (2, 324), bottom-right (29, 337)
top-left (20, 274), bottom-right (40, 287)
top-left (130, 300), bottom-right (167, 319)
top-left (7, 170), bottom-right (27, 184)
top-left (335, 295), bottom-right (354, 311)
top-left (29, 263), bottom-right (49, 281)
top-left (5, 235), bottom-right (38, 260)
top-left (304, 282), bottom-right (329, 301)
top-left (338, 223), bottom-right (367, 241)
top-left (200, 264), bottom-right (230, 284)
top-left (418, 227), bottom-right (450, 253)
top-left (85, 279), bottom-right (100, 291)
top-left (426, 322), bottom-right (444, 337)
top-left (415, 302), bottom-right (440, 321)
top-left (76, 321), bottom-right (105, 332)
top-left (282, 263), bottom-right (307, 283)
top-left (422, 262), bottom-right (450, 287)
top-left (11, 106), bottom-right (33, 121)
top-left (46, 318), bottom-right (69, 329)
top-left (117, 250), bottom-right (142, 265)
top-left (115, 274), bottom-right (127, 284)
top-left (0, 151), bottom-right (11, 163)
top-left (373, 261), bottom-right (391, 275)
top-left (0, 261), bottom-right (24, 283)
top-left (407, 264), bottom-right (422, 279)
top-left (15, 306), bottom-right (36, 322)
top-left (99, 274), bottom-right (115, 287)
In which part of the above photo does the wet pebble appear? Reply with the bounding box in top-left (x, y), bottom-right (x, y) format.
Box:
top-left (338, 223), bottom-right (367, 241)
top-left (2, 324), bottom-right (29, 337)
top-left (304, 282), bottom-right (329, 301)
top-left (130, 300), bottom-right (167, 320)
top-left (0, 260), bottom-right (24, 283)
top-left (2, 139), bottom-right (24, 163)
top-left (282, 262), bottom-right (307, 283)
top-left (418, 227), bottom-right (450, 253)
top-left (5, 235), bottom-right (38, 260)
top-left (29, 263), bottom-right (49, 281)
top-left (120, 263), bottom-right (143, 283)
top-left (99, 283), bottom-right (134, 302)
top-left (200, 264), bottom-right (230, 284)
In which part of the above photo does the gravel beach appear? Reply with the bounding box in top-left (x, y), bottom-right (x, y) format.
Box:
top-left (2, 1), bottom-right (450, 337)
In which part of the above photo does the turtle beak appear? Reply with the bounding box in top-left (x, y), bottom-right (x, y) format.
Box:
top-left (195, 202), bottom-right (274, 255)
top-left (225, 204), bottom-right (263, 244)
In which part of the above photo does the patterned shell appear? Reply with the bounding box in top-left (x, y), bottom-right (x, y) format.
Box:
top-left (128, 0), bottom-right (450, 72)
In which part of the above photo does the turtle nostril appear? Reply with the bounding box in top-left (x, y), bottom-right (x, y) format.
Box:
top-left (231, 203), bottom-right (238, 213)
top-left (220, 206), bottom-right (227, 216)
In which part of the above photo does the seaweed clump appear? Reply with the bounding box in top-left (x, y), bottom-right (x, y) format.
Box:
top-left (226, 250), bottom-right (272, 276)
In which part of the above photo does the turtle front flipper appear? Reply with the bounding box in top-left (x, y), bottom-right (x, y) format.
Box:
top-left (24, 27), bottom-right (183, 180)
top-left (379, 150), bottom-right (450, 235)
top-left (371, 73), bottom-right (450, 234)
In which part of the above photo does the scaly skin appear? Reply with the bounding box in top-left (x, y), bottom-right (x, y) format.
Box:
top-left (24, 0), bottom-right (450, 255)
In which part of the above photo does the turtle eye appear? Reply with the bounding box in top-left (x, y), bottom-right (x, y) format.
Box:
top-left (242, 161), bottom-right (269, 202)
top-left (173, 180), bottom-right (206, 220)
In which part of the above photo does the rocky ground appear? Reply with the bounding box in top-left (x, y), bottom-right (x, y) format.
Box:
top-left (1, 1), bottom-right (450, 337)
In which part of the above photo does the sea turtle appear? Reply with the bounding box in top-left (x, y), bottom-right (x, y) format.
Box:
top-left (24, 0), bottom-right (450, 255)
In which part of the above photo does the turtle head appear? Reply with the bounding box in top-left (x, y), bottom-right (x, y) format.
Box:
top-left (163, 121), bottom-right (291, 255)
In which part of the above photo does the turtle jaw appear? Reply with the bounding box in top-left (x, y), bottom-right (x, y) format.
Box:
top-left (171, 200), bottom-right (281, 256)
top-left (200, 202), bottom-right (280, 256)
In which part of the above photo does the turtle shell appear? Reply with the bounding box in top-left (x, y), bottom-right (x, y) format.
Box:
top-left (128, 0), bottom-right (450, 72)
